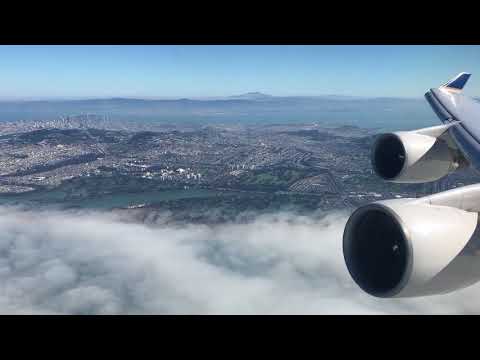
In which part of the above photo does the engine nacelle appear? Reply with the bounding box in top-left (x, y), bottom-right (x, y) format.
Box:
top-left (372, 124), bottom-right (466, 183)
top-left (343, 185), bottom-right (480, 297)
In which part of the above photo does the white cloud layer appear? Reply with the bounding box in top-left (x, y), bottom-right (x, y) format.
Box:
top-left (0, 206), bottom-right (478, 314)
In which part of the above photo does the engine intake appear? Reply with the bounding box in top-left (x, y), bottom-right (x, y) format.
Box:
top-left (343, 204), bottom-right (410, 297)
top-left (372, 134), bottom-right (406, 180)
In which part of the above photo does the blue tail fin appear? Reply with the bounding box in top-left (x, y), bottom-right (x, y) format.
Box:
top-left (442, 72), bottom-right (472, 90)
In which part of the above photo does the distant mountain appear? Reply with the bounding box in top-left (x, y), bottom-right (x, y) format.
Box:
top-left (0, 94), bottom-right (431, 131)
top-left (228, 92), bottom-right (273, 100)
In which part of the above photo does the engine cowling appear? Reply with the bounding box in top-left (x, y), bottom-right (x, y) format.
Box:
top-left (372, 126), bottom-right (466, 183)
top-left (343, 191), bottom-right (480, 297)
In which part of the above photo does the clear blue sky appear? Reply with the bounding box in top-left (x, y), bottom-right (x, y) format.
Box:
top-left (0, 45), bottom-right (479, 99)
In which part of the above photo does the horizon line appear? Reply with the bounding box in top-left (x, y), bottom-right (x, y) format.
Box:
top-left (0, 93), bottom-right (425, 102)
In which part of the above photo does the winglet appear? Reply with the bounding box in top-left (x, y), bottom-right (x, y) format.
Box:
top-left (442, 72), bottom-right (472, 91)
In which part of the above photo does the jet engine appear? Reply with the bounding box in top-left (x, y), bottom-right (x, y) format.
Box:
top-left (343, 184), bottom-right (480, 297)
top-left (372, 123), bottom-right (467, 183)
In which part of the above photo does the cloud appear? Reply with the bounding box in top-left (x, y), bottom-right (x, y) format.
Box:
top-left (0, 206), bottom-right (478, 314)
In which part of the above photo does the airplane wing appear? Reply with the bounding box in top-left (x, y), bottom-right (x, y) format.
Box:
top-left (425, 72), bottom-right (480, 170)
top-left (343, 72), bottom-right (480, 299)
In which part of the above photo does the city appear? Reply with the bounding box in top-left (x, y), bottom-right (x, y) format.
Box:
top-left (0, 115), bottom-right (478, 221)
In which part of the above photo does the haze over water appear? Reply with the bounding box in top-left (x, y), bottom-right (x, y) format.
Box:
top-left (0, 95), bottom-right (437, 132)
